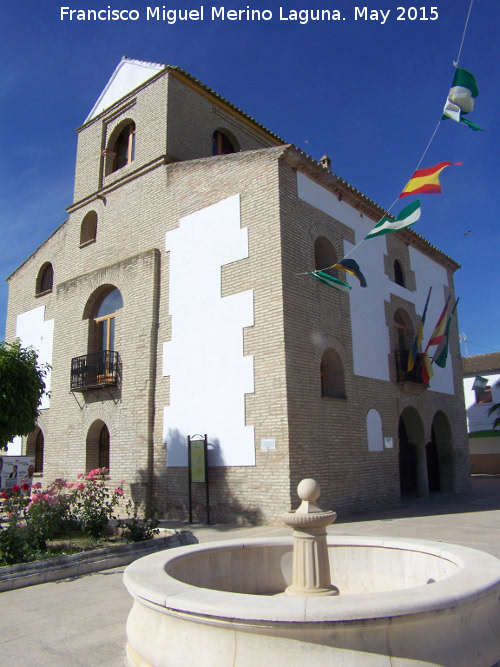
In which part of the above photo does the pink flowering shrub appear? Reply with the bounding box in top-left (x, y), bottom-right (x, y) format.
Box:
top-left (68, 467), bottom-right (123, 538)
top-left (0, 485), bottom-right (43, 564)
top-left (0, 469), bottom-right (125, 564)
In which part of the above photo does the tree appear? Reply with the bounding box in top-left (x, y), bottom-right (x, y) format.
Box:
top-left (0, 341), bottom-right (49, 450)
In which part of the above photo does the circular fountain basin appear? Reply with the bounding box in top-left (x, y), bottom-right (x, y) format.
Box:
top-left (124, 536), bottom-right (500, 666)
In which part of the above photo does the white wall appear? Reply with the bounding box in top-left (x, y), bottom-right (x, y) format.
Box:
top-left (15, 305), bottom-right (54, 410)
top-left (297, 172), bottom-right (455, 393)
top-left (464, 372), bottom-right (500, 433)
top-left (86, 59), bottom-right (164, 121)
top-left (163, 195), bottom-right (255, 467)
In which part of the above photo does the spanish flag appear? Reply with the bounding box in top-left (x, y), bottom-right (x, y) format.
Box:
top-left (399, 162), bottom-right (462, 198)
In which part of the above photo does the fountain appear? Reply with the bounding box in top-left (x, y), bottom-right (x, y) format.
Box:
top-left (124, 480), bottom-right (500, 666)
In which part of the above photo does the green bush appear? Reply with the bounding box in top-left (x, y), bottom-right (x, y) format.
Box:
top-left (117, 501), bottom-right (160, 543)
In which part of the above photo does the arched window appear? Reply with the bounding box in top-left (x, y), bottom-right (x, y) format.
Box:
top-left (394, 309), bottom-right (417, 382)
top-left (93, 288), bottom-right (124, 353)
top-left (36, 263), bottom-right (53, 295)
top-left (99, 424), bottom-right (110, 470)
top-left (394, 311), bottom-right (408, 351)
top-left (314, 237), bottom-right (338, 278)
top-left (26, 428), bottom-right (44, 472)
top-left (80, 211), bottom-right (97, 247)
top-left (74, 286), bottom-right (124, 389)
top-left (109, 121), bottom-right (135, 173)
top-left (320, 348), bottom-right (346, 399)
top-left (212, 130), bottom-right (236, 156)
top-left (394, 260), bottom-right (405, 287)
top-left (86, 420), bottom-right (110, 472)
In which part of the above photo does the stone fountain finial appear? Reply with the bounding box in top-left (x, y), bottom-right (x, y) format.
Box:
top-left (282, 478), bottom-right (339, 597)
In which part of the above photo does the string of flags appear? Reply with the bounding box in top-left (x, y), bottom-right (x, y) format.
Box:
top-left (306, 0), bottom-right (482, 382)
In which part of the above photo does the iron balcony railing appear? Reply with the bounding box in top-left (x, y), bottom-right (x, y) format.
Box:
top-left (395, 350), bottom-right (424, 384)
top-left (70, 350), bottom-right (120, 391)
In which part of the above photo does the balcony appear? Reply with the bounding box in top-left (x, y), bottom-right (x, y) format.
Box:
top-left (395, 350), bottom-right (424, 384)
top-left (71, 351), bottom-right (121, 392)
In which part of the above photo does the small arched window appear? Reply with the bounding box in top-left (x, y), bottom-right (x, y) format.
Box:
top-left (110, 121), bottom-right (135, 173)
top-left (26, 427), bottom-right (44, 472)
top-left (320, 348), bottom-right (346, 399)
top-left (212, 130), bottom-right (236, 156)
top-left (394, 260), bottom-right (405, 287)
top-left (36, 263), bottom-right (53, 295)
top-left (80, 211), bottom-right (98, 247)
top-left (99, 424), bottom-right (110, 470)
top-left (86, 420), bottom-right (110, 472)
top-left (314, 237), bottom-right (339, 278)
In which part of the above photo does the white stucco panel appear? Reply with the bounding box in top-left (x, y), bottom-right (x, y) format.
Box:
top-left (15, 305), bottom-right (54, 410)
top-left (367, 409), bottom-right (384, 452)
top-left (163, 194), bottom-right (255, 467)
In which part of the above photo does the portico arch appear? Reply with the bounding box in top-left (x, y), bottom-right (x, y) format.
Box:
top-left (430, 410), bottom-right (454, 492)
top-left (399, 407), bottom-right (428, 497)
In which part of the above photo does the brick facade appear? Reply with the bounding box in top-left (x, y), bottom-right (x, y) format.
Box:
top-left (5, 60), bottom-right (470, 524)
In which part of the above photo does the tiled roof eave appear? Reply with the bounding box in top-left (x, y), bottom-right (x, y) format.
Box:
top-left (462, 352), bottom-right (500, 376)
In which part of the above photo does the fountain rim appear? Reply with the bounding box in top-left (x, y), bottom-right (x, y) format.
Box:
top-left (123, 535), bottom-right (500, 625)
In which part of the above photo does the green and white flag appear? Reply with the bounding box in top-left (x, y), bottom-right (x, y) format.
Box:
top-left (472, 376), bottom-right (488, 393)
top-left (309, 270), bottom-right (351, 292)
top-left (365, 200), bottom-right (421, 240)
top-left (442, 67), bottom-right (484, 131)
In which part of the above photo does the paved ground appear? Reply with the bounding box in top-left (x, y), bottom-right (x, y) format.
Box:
top-left (2, 475), bottom-right (500, 666)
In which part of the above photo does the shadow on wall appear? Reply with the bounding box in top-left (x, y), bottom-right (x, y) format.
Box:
top-left (130, 467), bottom-right (150, 510)
top-left (166, 427), bottom-right (227, 467)
top-left (160, 428), bottom-right (263, 526)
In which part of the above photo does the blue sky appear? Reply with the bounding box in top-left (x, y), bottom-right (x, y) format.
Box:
top-left (1, 0), bottom-right (498, 355)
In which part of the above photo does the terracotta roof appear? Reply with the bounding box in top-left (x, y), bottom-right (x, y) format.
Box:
top-left (462, 352), bottom-right (500, 376)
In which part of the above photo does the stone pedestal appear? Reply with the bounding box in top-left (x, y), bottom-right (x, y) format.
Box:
top-left (282, 478), bottom-right (339, 597)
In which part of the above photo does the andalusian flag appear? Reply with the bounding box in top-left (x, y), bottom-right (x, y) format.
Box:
top-left (399, 162), bottom-right (462, 198)
top-left (309, 270), bottom-right (351, 292)
top-left (443, 67), bottom-right (483, 132)
top-left (365, 200), bottom-right (421, 239)
top-left (433, 298), bottom-right (459, 368)
top-left (332, 259), bottom-right (367, 287)
top-left (408, 287), bottom-right (432, 372)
